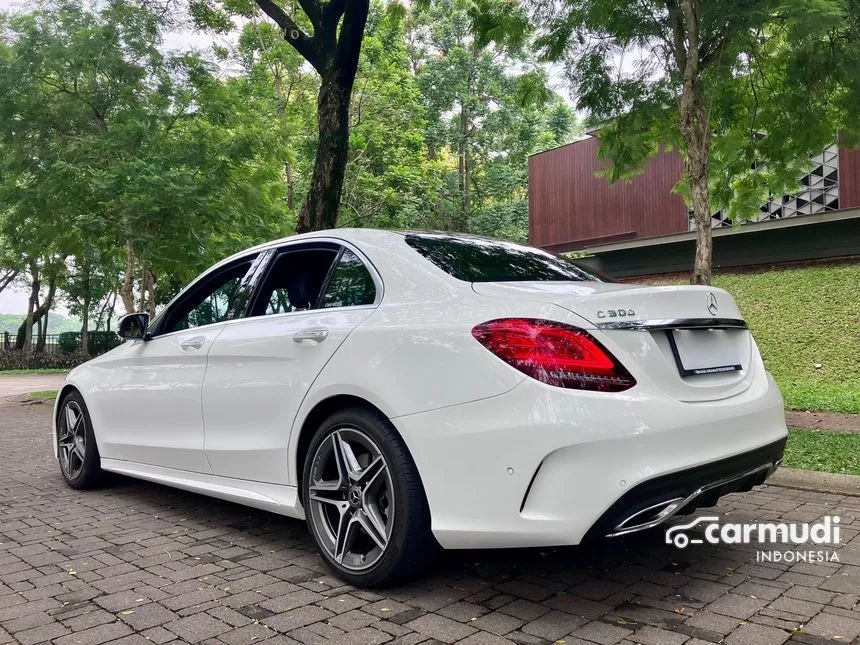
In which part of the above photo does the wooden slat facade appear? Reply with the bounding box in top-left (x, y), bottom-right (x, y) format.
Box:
top-left (530, 137), bottom-right (860, 253)
top-left (839, 147), bottom-right (860, 210)
top-left (528, 137), bottom-right (688, 252)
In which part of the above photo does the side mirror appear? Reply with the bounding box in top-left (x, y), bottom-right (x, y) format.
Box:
top-left (118, 313), bottom-right (151, 340)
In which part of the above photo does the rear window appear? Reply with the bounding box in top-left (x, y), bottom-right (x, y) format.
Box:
top-left (404, 234), bottom-right (603, 283)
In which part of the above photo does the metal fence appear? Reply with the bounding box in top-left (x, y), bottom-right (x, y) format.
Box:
top-left (1, 331), bottom-right (121, 355)
top-left (1, 332), bottom-right (64, 354)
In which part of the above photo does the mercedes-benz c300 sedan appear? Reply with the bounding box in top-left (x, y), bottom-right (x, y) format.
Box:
top-left (53, 230), bottom-right (787, 586)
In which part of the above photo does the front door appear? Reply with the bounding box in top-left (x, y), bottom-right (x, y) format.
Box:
top-left (92, 254), bottom-right (260, 472)
top-left (202, 244), bottom-right (380, 484)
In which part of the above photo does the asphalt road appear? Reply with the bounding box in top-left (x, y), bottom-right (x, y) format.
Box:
top-left (1, 398), bottom-right (859, 645)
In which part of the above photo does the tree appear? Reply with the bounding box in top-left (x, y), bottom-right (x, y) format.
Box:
top-left (410, 0), bottom-right (577, 238)
top-left (194, 0), bottom-right (371, 233)
top-left (0, 0), bottom-right (289, 340)
top-left (476, 0), bottom-right (860, 283)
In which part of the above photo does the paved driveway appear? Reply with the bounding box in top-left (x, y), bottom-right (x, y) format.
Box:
top-left (0, 373), bottom-right (66, 398)
top-left (1, 399), bottom-right (859, 645)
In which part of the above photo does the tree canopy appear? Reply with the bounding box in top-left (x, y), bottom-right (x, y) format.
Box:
top-left (475, 0), bottom-right (860, 283)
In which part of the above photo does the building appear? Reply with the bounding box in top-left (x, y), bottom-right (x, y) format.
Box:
top-left (528, 137), bottom-right (860, 277)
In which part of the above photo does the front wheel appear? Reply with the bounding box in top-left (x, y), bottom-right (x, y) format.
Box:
top-left (57, 391), bottom-right (104, 489)
top-left (302, 407), bottom-right (434, 587)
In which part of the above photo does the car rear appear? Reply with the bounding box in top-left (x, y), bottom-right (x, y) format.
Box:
top-left (393, 233), bottom-right (787, 549)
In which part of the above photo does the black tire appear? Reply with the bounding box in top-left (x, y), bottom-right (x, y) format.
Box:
top-left (301, 406), bottom-right (434, 587)
top-left (56, 390), bottom-right (104, 490)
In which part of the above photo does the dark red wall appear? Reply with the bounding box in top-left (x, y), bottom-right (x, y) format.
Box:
top-left (839, 147), bottom-right (860, 209)
top-left (528, 137), bottom-right (688, 251)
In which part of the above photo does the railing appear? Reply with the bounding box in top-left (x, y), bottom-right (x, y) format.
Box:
top-left (1, 331), bottom-right (121, 356)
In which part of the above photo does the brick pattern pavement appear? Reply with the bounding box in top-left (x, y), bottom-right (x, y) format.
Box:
top-left (1, 398), bottom-right (859, 644)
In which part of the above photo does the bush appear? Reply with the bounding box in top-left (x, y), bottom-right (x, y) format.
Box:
top-left (88, 330), bottom-right (121, 355)
top-left (56, 331), bottom-right (121, 356)
top-left (0, 350), bottom-right (90, 371)
top-left (58, 332), bottom-right (79, 355)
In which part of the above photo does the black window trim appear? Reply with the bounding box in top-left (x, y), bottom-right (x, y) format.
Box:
top-left (245, 241), bottom-right (342, 318)
top-left (147, 251), bottom-right (265, 339)
top-left (245, 239), bottom-right (383, 318)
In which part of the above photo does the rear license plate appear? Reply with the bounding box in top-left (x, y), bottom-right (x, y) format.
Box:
top-left (667, 329), bottom-right (743, 377)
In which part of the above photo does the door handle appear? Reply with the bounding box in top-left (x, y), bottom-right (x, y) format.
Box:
top-left (179, 336), bottom-right (206, 351)
top-left (293, 328), bottom-right (329, 344)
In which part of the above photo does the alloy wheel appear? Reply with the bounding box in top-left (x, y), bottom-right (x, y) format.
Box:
top-left (58, 401), bottom-right (86, 479)
top-left (307, 427), bottom-right (394, 571)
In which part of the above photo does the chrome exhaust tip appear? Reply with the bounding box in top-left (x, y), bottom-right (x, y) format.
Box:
top-left (607, 496), bottom-right (686, 538)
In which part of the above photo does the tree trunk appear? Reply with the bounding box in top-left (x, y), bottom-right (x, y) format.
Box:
top-left (120, 242), bottom-right (136, 314)
top-left (81, 272), bottom-right (91, 356)
top-left (21, 258), bottom-right (40, 350)
top-left (297, 76), bottom-right (352, 233)
top-left (285, 161), bottom-right (295, 211)
top-left (677, 0), bottom-right (713, 285)
top-left (457, 101), bottom-right (471, 232)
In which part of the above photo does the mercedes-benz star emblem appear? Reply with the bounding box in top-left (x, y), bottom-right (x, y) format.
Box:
top-left (706, 292), bottom-right (719, 316)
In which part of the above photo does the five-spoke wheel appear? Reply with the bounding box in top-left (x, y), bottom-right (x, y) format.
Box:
top-left (58, 400), bottom-right (87, 480)
top-left (307, 428), bottom-right (394, 571)
top-left (302, 407), bottom-right (434, 586)
top-left (56, 391), bottom-right (103, 489)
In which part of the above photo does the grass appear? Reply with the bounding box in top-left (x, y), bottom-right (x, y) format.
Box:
top-left (25, 390), bottom-right (58, 400)
top-left (0, 368), bottom-right (69, 375)
top-left (784, 428), bottom-right (860, 475)
top-left (649, 263), bottom-right (860, 414)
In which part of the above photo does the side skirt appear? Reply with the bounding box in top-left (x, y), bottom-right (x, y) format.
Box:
top-left (100, 458), bottom-right (305, 520)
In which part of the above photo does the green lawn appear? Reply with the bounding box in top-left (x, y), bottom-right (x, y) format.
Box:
top-left (0, 368), bottom-right (69, 375)
top-left (651, 264), bottom-right (859, 413)
top-left (713, 265), bottom-right (860, 414)
top-left (784, 428), bottom-right (860, 475)
top-left (25, 390), bottom-right (58, 400)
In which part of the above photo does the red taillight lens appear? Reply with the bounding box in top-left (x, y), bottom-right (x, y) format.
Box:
top-left (472, 318), bottom-right (636, 392)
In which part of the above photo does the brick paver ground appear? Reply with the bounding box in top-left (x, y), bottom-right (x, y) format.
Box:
top-left (1, 397), bottom-right (859, 645)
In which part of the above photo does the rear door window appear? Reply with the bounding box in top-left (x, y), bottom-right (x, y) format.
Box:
top-left (320, 249), bottom-right (377, 309)
top-left (404, 233), bottom-right (603, 282)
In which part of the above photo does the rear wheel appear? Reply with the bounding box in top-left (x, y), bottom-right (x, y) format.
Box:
top-left (302, 407), bottom-right (434, 586)
top-left (57, 391), bottom-right (104, 489)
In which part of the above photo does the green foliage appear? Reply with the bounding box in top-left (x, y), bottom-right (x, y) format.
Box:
top-left (0, 0), bottom-right (292, 327)
top-left (57, 332), bottom-right (79, 355)
top-left (784, 429), bottom-right (860, 475)
top-left (409, 0), bottom-right (579, 239)
top-left (714, 265), bottom-right (860, 414)
top-left (0, 313), bottom-right (81, 335)
top-left (475, 0), bottom-right (860, 225)
top-left (57, 331), bottom-right (120, 355)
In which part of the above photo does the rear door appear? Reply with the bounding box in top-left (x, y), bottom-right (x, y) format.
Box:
top-left (202, 242), bottom-right (380, 484)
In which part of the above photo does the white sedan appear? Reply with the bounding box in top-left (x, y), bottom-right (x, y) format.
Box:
top-left (53, 230), bottom-right (787, 586)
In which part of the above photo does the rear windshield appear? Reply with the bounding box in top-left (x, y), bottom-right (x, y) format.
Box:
top-left (404, 233), bottom-right (603, 283)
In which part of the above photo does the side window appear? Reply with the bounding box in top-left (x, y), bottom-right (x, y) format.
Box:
top-left (250, 248), bottom-right (339, 317)
top-left (159, 258), bottom-right (256, 335)
top-left (320, 249), bottom-right (377, 309)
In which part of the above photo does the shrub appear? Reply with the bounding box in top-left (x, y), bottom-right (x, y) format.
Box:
top-left (58, 332), bottom-right (79, 355)
top-left (0, 350), bottom-right (90, 371)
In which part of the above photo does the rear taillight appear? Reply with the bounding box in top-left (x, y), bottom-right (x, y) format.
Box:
top-left (472, 318), bottom-right (636, 392)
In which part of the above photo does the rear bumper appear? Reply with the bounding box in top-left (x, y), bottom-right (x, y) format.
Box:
top-left (585, 437), bottom-right (785, 541)
top-left (392, 371), bottom-right (788, 549)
